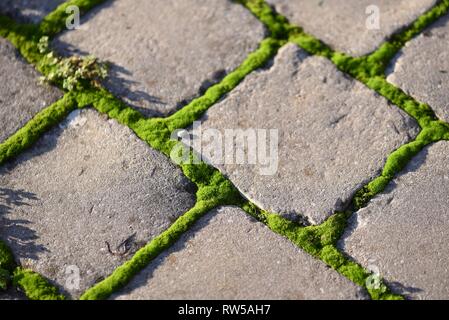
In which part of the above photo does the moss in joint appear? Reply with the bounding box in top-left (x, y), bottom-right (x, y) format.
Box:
top-left (1, 242), bottom-right (65, 299)
top-left (13, 268), bottom-right (65, 300)
top-left (370, 0), bottom-right (449, 71)
top-left (39, 0), bottom-right (108, 36)
top-left (353, 121), bottom-right (449, 209)
top-left (2, 0), bottom-right (446, 301)
top-left (241, 202), bottom-right (402, 300)
top-left (240, 0), bottom-right (449, 128)
top-left (2, 0), bottom-right (280, 298)
top-left (0, 240), bottom-right (15, 272)
top-left (235, 0), bottom-right (292, 39)
top-left (0, 240), bottom-right (16, 290)
top-left (72, 32), bottom-right (280, 301)
top-left (0, 94), bottom-right (77, 166)
top-left (165, 37), bottom-right (282, 132)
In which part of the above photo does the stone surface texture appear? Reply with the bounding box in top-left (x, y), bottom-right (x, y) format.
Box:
top-left (0, 0), bottom-right (66, 24)
top-left (267, 0), bottom-right (437, 56)
top-left (341, 142), bottom-right (449, 300)
top-left (387, 15), bottom-right (449, 123)
top-left (53, 0), bottom-right (266, 117)
top-left (0, 37), bottom-right (62, 143)
top-left (112, 206), bottom-right (368, 300)
top-left (0, 108), bottom-right (196, 298)
top-left (190, 43), bottom-right (418, 224)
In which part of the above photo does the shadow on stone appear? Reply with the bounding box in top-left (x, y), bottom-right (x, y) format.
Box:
top-left (1, 121), bottom-right (63, 172)
top-left (387, 281), bottom-right (423, 299)
top-left (104, 62), bottom-right (168, 117)
top-left (113, 210), bottom-right (218, 296)
top-left (0, 187), bottom-right (48, 260)
top-left (0, 0), bottom-right (66, 24)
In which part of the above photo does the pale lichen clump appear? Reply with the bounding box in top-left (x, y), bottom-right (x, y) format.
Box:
top-left (38, 36), bottom-right (108, 91)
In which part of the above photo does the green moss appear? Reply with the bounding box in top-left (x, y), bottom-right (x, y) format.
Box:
top-left (165, 37), bottom-right (282, 132)
top-left (1, 0), bottom-right (448, 301)
top-left (240, 0), bottom-right (449, 128)
top-left (236, 0), bottom-right (292, 39)
top-left (0, 240), bottom-right (15, 272)
top-left (241, 202), bottom-right (403, 299)
top-left (13, 268), bottom-right (65, 300)
top-left (354, 122), bottom-right (449, 209)
top-left (81, 190), bottom-right (239, 300)
top-left (0, 241), bottom-right (15, 291)
top-left (0, 268), bottom-right (10, 290)
top-left (364, 77), bottom-right (437, 128)
top-left (2, 5), bottom-right (279, 298)
top-left (238, 0), bottom-right (449, 299)
top-left (0, 15), bottom-right (42, 65)
top-left (39, 0), bottom-right (108, 36)
top-left (77, 81), bottom-right (246, 300)
top-left (0, 94), bottom-right (77, 165)
top-left (370, 0), bottom-right (449, 70)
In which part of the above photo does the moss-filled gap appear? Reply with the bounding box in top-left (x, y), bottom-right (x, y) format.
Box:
top-left (1, 1), bottom-right (282, 299)
top-left (236, 0), bottom-right (449, 300)
top-left (1, 0), bottom-right (449, 301)
top-left (238, 0), bottom-right (449, 129)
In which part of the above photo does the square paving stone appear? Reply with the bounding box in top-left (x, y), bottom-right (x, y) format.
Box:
top-left (0, 0), bottom-right (66, 24)
top-left (387, 15), bottom-right (449, 123)
top-left (0, 108), bottom-right (196, 298)
top-left (340, 142), bottom-right (449, 300)
top-left (112, 206), bottom-right (368, 300)
top-left (188, 43), bottom-right (418, 225)
top-left (0, 37), bottom-right (63, 143)
top-left (266, 0), bottom-right (437, 56)
top-left (53, 0), bottom-right (266, 117)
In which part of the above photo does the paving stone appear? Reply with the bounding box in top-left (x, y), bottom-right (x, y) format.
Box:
top-left (266, 0), bottom-right (437, 56)
top-left (112, 206), bottom-right (367, 300)
top-left (0, 37), bottom-right (63, 143)
top-left (0, 108), bottom-right (196, 298)
top-left (188, 43), bottom-right (418, 225)
top-left (0, 0), bottom-right (66, 24)
top-left (340, 142), bottom-right (449, 300)
top-left (387, 15), bottom-right (449, 123)
top-left (53, 0), bottom-right (266, 117)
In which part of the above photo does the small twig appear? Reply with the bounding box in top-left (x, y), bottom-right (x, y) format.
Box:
top-left (105, 232), bottom-right (136, 257)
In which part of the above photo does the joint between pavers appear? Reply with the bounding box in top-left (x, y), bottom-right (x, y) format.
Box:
top-left (1, 0), bottom-right (449, 301)
top-left (237, 0), bottom-right (449, 299)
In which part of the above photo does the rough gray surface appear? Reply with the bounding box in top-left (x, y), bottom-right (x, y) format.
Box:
top-left (0, 37), bottom-right (63, 143)
top-left (53, 0), bottom-right (266, 117)
top-left (340, 142), bottom-right (449, 300)
top-left (0, 108), bottom-right (196, 298)
top-left (387, 15), bottom-right (449, 122)
top-left (190, 44), bottom-right (418, 225)
top-left (112, 206), bottom-right (368, 300)
top-left (266, 0), bottom-right (437, 56)
top-left (0, 0), bottom-right (66, 24)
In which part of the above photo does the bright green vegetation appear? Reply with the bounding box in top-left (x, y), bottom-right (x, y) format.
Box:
top-left (0, 241), bottom-right (15, 290)
top-left (38, 35), bottom-right (108, 91)
top-left (0, 94), bottom-right (78, 165)
top-left (1, 0), bottom-right (448, 301)
top-left (13, 268), bottom-right (65, 300)
top-left (241, 202), bottom-right (400, 300)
